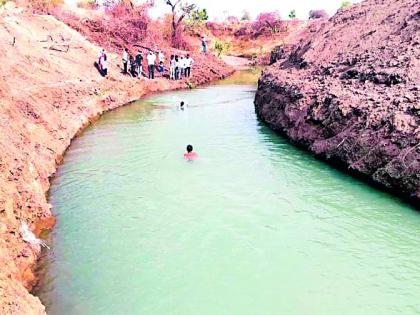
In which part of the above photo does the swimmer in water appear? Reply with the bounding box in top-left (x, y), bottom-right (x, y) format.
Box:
top-left (184, 144), bottom-right (198, 160)
top-left (180, 101), bottom-right (185, 110)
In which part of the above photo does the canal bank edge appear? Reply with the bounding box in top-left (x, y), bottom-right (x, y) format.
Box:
top-left (0, 7), bottom-right (234, 315)
top-left (255, 0), bottom-right (419, 206)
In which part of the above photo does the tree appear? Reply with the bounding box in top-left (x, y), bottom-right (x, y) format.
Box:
top-left (288, 9), bottom-right (296, 19)
top-left (214, 40), bottom-right (231, 57)
top-left (226, 15), bottom-right (240, 24)
top-left (340, 1), bottom-right (352, 9)
top-left (308, 10), bottom-right (329, 19)
top-left (165, 0), bottom-right (196, 46)
top-left (241, 10), bottom-right (251, 21)
top-left (190, 8), bottom-right (208, 21)
top-left (253, 11), bottom-right (282, 34)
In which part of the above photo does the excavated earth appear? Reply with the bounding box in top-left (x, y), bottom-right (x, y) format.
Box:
top-left (0, 5), bottom-right (232, 314)
top-left (255, 0), bottom-right (419, 205)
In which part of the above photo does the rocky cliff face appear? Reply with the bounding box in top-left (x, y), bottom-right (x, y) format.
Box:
top-left (255, 0), bottom-right (419, 204)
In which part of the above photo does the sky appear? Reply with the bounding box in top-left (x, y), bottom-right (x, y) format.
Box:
top-left (149, 0), bottom-right (362, 20)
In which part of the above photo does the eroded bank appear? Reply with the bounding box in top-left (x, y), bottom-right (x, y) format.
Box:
top-left (0, 7), bottom-right (232, 314)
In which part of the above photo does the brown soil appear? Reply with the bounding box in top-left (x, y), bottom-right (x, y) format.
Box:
top-left (255, 0), bottom-right (419, 205)
top-left (191, 20), bottom-right (308, 65)
top-left (0, 4), bottom-right (232, 314)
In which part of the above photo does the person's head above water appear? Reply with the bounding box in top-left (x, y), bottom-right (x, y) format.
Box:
top-left (180, 101), bottom-right (184, 107)
top-left (184, 144), bottom-right (197, 160)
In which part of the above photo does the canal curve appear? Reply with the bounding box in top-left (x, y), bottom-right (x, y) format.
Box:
top-left (35, 70), bottom-right (420, 314)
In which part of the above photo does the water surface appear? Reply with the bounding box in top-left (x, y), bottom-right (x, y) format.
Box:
top-left (36, 70), bottom-right (420, 314)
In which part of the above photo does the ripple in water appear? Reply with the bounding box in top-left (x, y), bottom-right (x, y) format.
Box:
top-left (35, 70), bottom-right (420, 315)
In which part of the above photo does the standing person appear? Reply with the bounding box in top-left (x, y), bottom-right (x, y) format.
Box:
top-left (158, 61), bottom-right (164, 77)
top-left (158, 50), bottom-right (165, 64)
top-left (174, 55), bottom-right (180, 80)
top-left (147, 51), bottom-right (156, 79)
top-left (122, 48), bottom-right (128, 74)
top-left (129, 55), bottom-right (137, 77)
top-left (201, 36), bottom-right (207, 54)
top-left (99, 48), bottom-right (105, 60)
top-left (135, 51), bottom-right (143, 78)
top-left (184, 54), bottom-right (194, 78)
top-left (97, 48), bottom-right (104, 75)
top-left (169, 55), bottom-right (175, 80)
top-left (179, 56), bottom-right (185, 79)
top-left (99, 51), bottom-right (108, 77)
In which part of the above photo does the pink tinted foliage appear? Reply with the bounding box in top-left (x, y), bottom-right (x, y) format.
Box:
top-left (205, 21), bottom-right (227, 36)
top-left (309, 10), bottom-right (329, 19)
top-left (253, 11), bottom-right (282, 34)
top-left (205, 21), bottom-right (218, 31)
top-left (172, 28), bottom-right (192, 50)
top-left (104, 2), bottom-right (167, 49)
top-left (57, 1), bottom-right (168, 54)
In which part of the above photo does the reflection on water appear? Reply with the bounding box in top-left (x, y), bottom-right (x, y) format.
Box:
top-left (35, 70), bottom-right (420, 315)
top-left (215, 67), bottom-right (263, 85)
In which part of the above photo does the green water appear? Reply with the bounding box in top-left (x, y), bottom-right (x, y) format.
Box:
top-left (36, 70), bottom-right (420, 314)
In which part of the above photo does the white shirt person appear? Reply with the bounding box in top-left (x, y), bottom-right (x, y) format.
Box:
top-left (147, 51), bottom-right (157, 79)
top-left (184, 54), bottom-right (194, 78)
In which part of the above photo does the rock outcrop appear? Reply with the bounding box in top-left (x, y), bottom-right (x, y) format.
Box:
top-left (0, 5), bottom-right (232, 314)
top-left (255, 0), bottom-right (419, 204)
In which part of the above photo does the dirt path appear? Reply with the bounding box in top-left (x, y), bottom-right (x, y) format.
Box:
top-left (221, 55), bottom-right (252, 69)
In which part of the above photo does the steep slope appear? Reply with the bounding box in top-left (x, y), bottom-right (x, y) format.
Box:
top-left (0, 4), bottom-right (232, 314)
top-left (255, 0), bottom-right (419, 204)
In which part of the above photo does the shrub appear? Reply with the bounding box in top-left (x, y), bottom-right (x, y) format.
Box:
top-left (253, 11), bottom-right (283, 35)
top-left (184, 7), bottom-right (208, 36)
top-left (241, 10), bottom-right (251, 21)
top-left (340, 1), bottom-right (352, 9)
top-left (172, 28), bottom-right (192, 50)
top-left (190, 8), bottom-right (208, 22)
top-left (309, 10), bottom-right (329, 19)
top-left (234, 25), bottom-right (249, 37)
top-left (76, 0), bottom-right (96, 9)
top-left (288, 9), bottom-right (296, 19)
top-left (214, 40), bottom-right (231, 57)
top-left (101, 1), bottom-right (165, 49)
top-left (226, 16), bottom-right (240, 24)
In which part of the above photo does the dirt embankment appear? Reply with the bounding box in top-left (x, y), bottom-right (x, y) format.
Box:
top-left (0, 5), bottom-right (232, 314)
top-left (255, 0), bottom-right (419, 204)
top-left (203, 20), bottom-right (308, 65)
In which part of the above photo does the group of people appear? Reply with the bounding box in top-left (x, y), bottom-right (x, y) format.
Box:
top-left (121, 48), bottom-right (165, 79)
top-left (169, 54), bottom-right (194, 80)
top-left (121, 48), bottom-right (195, 80)
top-left (97, 34), bottom-right (207, 79)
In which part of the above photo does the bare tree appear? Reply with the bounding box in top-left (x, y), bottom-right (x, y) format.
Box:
top-left (165, 0), bottom-right (196, 44)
